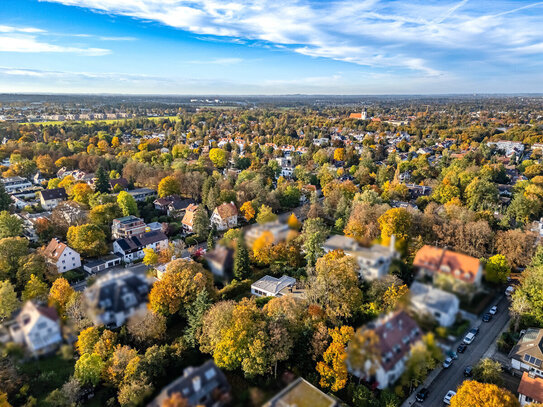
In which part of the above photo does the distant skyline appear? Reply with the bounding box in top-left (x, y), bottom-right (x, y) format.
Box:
top-left (1, 0), bottom-right (543, 94)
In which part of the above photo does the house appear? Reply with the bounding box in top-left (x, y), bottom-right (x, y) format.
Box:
top-left (1, 176), bottom-right (32, 193)
top-left (113, 230), bottom-right (168, 262)
top-left (148, 360), bottom-right (231, 407)
top-left (39, 187), bottom-right (67, 210)
top-left (210, 202), bottom-right (238, 231)
top-left (1, 301), bottom-right (62, 356)
top-left (33, 171), bottom-right (46, 185)
top-left (154, 196), bottom-right (197, 218)
top-left (42, 238), bottom-right (81, 272)
top-left (84, 270), bottom-right (149, 328)
top-left (205, 245), bottom-right (234, 283)
top-left (349, 310), bottom-right (422, 389)
top-left (111, 215), bottom-right (147, 239)
top-left (83, 254), bottom-right (123, 274)
top-left (518, 372), bottom-right (543, 406)
top-left (244, 221), bottom-right (289, 247)
top-left (487, 140), bottom-right (524, 157)
top-left (510, 329), bottom-right (543, 378)
top-left (251, 275), bottom-right (304, 299)
top-left (125, 188), bottom-right (156, 202)
top-left (181, 204), bottom-right (199, 233)
top-left (18, 211), bottom-right (51, 242)
top-left (323, 235), bottom-right (399, 280)
top-left (109, 177), bottom-right (128, 190)
top-left (263, 378), bottom-right (338, 407)
top-left (409, 282), bottom-right (459, 327)
top-left (413, 245), bottom-right (483, 292)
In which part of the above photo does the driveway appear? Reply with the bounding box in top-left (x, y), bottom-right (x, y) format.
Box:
top-left (407, 295), bottom-right (510, 407)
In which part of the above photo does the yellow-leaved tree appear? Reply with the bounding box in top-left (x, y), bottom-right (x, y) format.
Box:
top-left (451, 380), bottom-right (520, 407)
top-left (316, 326), bottom-right (354, 391)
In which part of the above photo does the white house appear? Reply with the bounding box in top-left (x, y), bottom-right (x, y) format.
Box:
top-left (510, 329), bottom-right (543, 378)
top-left (349, 311), bottom-right (422, 389)
top-left (518, 372), bottom-right (543, 406)
top-left (1, 176), bottom-right (32, 193)
top-left (251, 275), bottom-right (297, 297)
top-left (42, 238), bottom-right (81, 273)
top-left (3, 301), bottom-right (62, 355)
top-left (410, 282), bottom-right (459, 327)
top-left (323, 235), bottom-right (399, 280)
top-left (210, 202), bottom-right (238, 231)
top-left (39, 187), bottom-right (67, 210)
top-left (113, 230), bottom-right (168, 262)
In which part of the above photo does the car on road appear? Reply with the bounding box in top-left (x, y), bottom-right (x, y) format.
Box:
top-left (463, 332), bottom-right (476, 344)
top-left (505, 286), bottom-right (515, 296)
top-left (416, 388), bottom-right (429, 402)
top-left (444, 390), bottom-right (456, 405)
top-left (464, 366), bottom-right (473, 377)
top-left (489, 305), bottom-right (498, 315)
top-left (482, 313), bottom-right (492, 322)
top-left (457, 343), bottom-right (467, 353)
top-left (443, 357), bottom-right (453, 368)
top-left (469, 327), bottom-right (479, 335)
top-left (446, 350), bottom-right (458, 360)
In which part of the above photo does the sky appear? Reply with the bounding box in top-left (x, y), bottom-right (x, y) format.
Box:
top-left (1, 0), bottom-right (543, 94)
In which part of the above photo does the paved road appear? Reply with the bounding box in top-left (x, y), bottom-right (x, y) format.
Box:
top-left (409, 295), bottom-right (510, 407)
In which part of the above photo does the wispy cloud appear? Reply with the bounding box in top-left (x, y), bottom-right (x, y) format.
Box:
top-left (0, 34), bottom-right (110, 55)
top-left (0, 25), bottom-right (46, 33)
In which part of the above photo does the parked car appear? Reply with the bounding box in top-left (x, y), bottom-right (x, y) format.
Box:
top-left (457, 343), bottom-right (467, 353)
top-left (444, 390), bottom-right (456, 405)
top-left (482, 313), bottom-right (492, 322)
top-left (464, 366), bottom-right (473, 377)
top-left (489, 305), bottom-right (498, 315)
top-left (447, 350), bottom-right (458, 360)
top-left (469, 327), bottom-right (479, 335)
top-left (463, 332), bottom-right (476, 344)
top-left (443, 357), bottom-right (453, 368)
top-left (416, 388), bottom-right (429, 402)
top-left (505, 286), bottom-right (515, 296)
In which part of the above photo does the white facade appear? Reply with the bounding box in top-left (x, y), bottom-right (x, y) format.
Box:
top-left (55, 246), bottom-right (81, 273)
top-left (251, 275), bottom-right (296, 297)
top-left (1, 176), bottom-right (32, 193)
top-left (410, 282), bottom-right (459, 327)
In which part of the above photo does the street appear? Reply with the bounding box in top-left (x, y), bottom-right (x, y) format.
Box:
top-left (408, 295), bottom-right (511, 407)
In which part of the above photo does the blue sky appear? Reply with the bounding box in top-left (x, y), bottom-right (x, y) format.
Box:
top-left (1, 0), bottom-right (543, 94)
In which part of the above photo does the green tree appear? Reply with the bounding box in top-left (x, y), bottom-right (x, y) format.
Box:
top-left (94, 166), bottom-right (111, 194)
top-left (67, 224), bottom-right (108, 258)
top-left (0, 184), bottom-right (11, 212)
top-left (74, 353), bottom-right (104, 387)
top-left (185, 290), bottom-right (212, 347)
top-left (0, 280), bottom-right (19, 321)
top-left (207, 229), bottom-right (215, 250)
top-left (301, 218), bottom-right (328, 267)
top-left (473, 358), bottom-right (504, 386)
top-left (192, 207), bottom-right (209, 239)
top-left (158, 176), bottom-right (181, 198)
top-left (485, 254), bottom-right (511, 284)
top-left (233, 238), bottom-right (251, 280)
top-left (0, 211), bottom-right (22, 238)
top-left (465, 177), bottom-right (499, 211)
top-left (256, 204), bottom-right (278, 224)
top-left (89, 202), bottom-right (122, 226)
top-left (117, 191), bottom-right (139, 217)
top-left (22, 274), bottom-right (48, 302)
top-left (0, 237), bottom-right (28, 282)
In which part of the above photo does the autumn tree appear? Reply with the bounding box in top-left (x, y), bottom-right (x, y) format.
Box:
top-left (36, 154), bottom-right (56, 176)
top-left (74, 353), bottom-right (104, 387)
top-left (485, 255), bottom-right (511, 284)
top-left (333, 148), bottom-right (345, 162)
top-left (347, 328), bottom-right (381, 378)
top-left (127, 309), bottom-right (167, 345)
top-left (89, 202), bottom-right (122, 227)
top-left (306, 250), bottom-right (363, 321)
top-left (76, 326), bottom-right (100, 355)
top-left (22, 274), bottom-right (48, 302)
top-left (0, 211), bottom-right (22, 238)
top-left (117, 191), bottom-right (139, 217)
top-left (209, 148), bottom-right (227, 168)
top-left (317, 326), bottom-right (354, 392)
top-left (378, 207), bottom-right (412, 241)
top-left (48, 277), bottom-right (75, 317)
top-left (71, 183), bottom-right (93, 206)
top-left (0, 280), bottom-right (19, 321)
top-left (149, 259), bottom-right (214, 316)
top-left (67, 224), bottom-right (108, 258)
top-left (158, 176), bottom-right (181, 198)
top-left (344, 202), bottom-right (388, 244)
top-left (401, 340), bottom-right (438, 392)
top-left (160, 393), bottom-right (189, 407)
top-left (240, 201), bottom-right (255, 222)
top-left (473, 358), bottom-right (504, 386)
top-left (465, 177), bottom-right (499, 211)
top-left (301, 218), bottom-right (328, 267)
top-left (256, 204), bottom-right (277, 224)
top-left (451, 380), bottom-right (520, 407)
top-left (142, 248), bottom-right (159, 266)
top-left (251, 230), bottom-right (274, 265)
top-left (495, 229), bottom-right (537, 269)
top-left (511, 263), bottom-right (543, 327)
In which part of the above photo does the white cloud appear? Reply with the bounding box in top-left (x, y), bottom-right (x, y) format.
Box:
top-left (0, 25), bottom-right (46, 33)
top-left (34, 0), bottom-right (543, 75)
top-left (188, 57), bottom-right (243, 64)
top-left (0, 34), bottom-right (110, 55)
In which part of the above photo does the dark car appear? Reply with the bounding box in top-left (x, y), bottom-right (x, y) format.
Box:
top-left (416, 388), bottom-right (429, 402)
top-left (469, 327), bottom-right (480, 335)
top-left (482, 313), bottom-right (492, 322)
top-left (464, 366), bottom-right (473, 377)
top-left (457, 343), bottom-right (467, 353)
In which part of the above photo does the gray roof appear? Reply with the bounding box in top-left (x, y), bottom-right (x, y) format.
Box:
top-left (323, 235), bottom-right (394, 261)
top-left (252, 275), bottom-right (296, 295)
top-left (410, 282), bottom-right (459, 313)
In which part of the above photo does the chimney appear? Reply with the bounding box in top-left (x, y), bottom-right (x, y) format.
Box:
top-left (389, 234), bottom-right (396, 252)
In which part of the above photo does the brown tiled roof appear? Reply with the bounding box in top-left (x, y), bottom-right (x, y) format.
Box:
top-left (413, 245), bottom-right (480, 284)
top-left (182, 204), bottom-right (198, 227)
top-left (214, 202), bottom-right (237, 219)
top-left (518, 372), bottom-right (543, 403)
top-left (37, 305), bottom-right (60, 322)
top-left (349, 113), bottom-right (362, 119)
top-left (42, 238), bottom-right (68, 260)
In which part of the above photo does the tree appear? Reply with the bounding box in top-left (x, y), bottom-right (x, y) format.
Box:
top-left (485, 255), bottom-right (511, 284)
top-left (22, 274), bottom-right (48, 302)
top-left (316, 326), bottom-right (354, 392)
top-left (149, 259), bottom-right (214, 316)
top-left (473, 358), bottom-right (504, 386)
top-left (158, 176), bottom-right (181, 198)
top-left (256, 204), bottom-right (277, 224)
top-left (160, 393), bottom-right (189, 407)
top-left (347, 328), bottom-right (381, 378)
top-left (334, 148), bottom-right (345, 162)
top-left (0, 237), bottom-right (28, 282)
top-left (378, 207), bottom-right (412, 241)
top-left (301, 218), bottom-right (328, 267)
top-left (117, 191), bottom-right (139, 217)
top-left (192, 207), bottom-right (209, 238)
top-left (0, 184), bottom-right (11, 212)
top-left (74, 353), bottom-right (104, 387)
top-left (0, 392), bottom-right (11, 407)
top-left (142, 248), bottom-right (159, 266)
top-left (89, 202), bottom-right (122, 226)
top-left (76, 326), bottom-right (100, 355)
top-left (510, 264), bottom-right (543, 327)
top-left (450, 380), bottom-right (520, 407)
top-left (94, 166), bottom-right (111, 194)
top-left (344, 202), bottom-right (386, 244)
top-left (127, 309), bottom-right (167, 345)
top-left (240, 201), bottom-right (255, 222)
top-left (0, 211), bottom-right (22, 238)
top-left (465, 177), bottom-right (499, 211)
top-left (209, 148), bottom-right (227, 168)
top-left (185, 289), bottom-right (212, 347)
top-left (0, 281), bottom-right (19, 321)
top-left (251, 230), bottom-right (274, 265)
top-left (49, 277), bottom-right (75, 316)
top-left (233, 238), bottom-right (251, 280)
top-left (401, 341), bottom-right (437, 392)
top-left (67, 223), bottom-right (107, 258)
top-left (495, 230), bottom-right (537, 269)
top-left (306, 250), bottom-right (363, 321)
top-left (71, 183), bottom-right (93, 206)
top-left (117, 378), bottom-right (153, 407)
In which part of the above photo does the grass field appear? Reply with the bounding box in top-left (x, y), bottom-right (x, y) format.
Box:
top-left (20, 115), bottom-right (180, 126)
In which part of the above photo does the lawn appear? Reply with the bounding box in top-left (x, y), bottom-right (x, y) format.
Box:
top-left (19, 354), bottom-right (75, 402)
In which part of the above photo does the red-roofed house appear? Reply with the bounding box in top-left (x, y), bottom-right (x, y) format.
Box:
top-left (211, 202), bottom-right (238, 231)
top-left (42, 238), bottom-right (81, 272)
top-left (518, 372), bottom-right (543, 406)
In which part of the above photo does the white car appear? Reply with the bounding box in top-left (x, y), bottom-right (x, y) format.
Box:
top-left (443, 357), bottom-right (453, 368)
top-left (444, 390), bottom-right (456, 405)
top-left (489, 305), bottom-right (498, 315)
top-left (505, 286), bottom-right (515, 296)
top-left (463, 332), bottom-right (476, 344)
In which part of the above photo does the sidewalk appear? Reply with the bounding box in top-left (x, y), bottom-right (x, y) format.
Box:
top-left (400, 363), bottom-right (444, 407)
